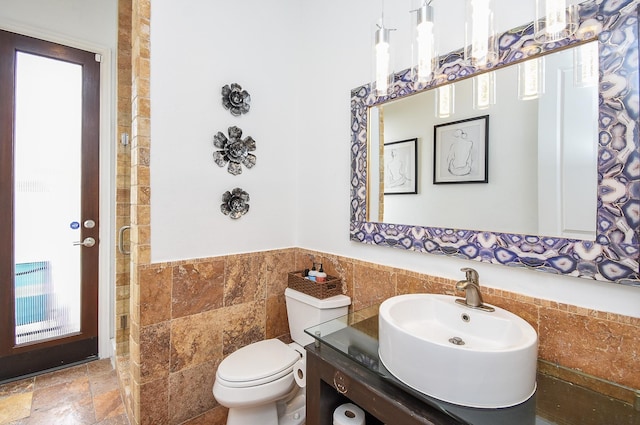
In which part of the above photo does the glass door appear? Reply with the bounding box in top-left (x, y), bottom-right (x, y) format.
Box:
top-left (0, 30), bottom-right (100, 381)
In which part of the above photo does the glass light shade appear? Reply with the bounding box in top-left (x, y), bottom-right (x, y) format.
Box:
top-left (374, 26), bottom-right (394, 96)
top-left (473, 71), bottom-right (496, 110)
top-left (535, 0), bottom-right (578, 43)
top-left (412, 4), bottom-right (437, 83)
top-left (518, 57), bottom-right (545, 100)
top-left (435, 84), bottom-right (455, 118)
top-left (465, 0), bottom-right (498, 67)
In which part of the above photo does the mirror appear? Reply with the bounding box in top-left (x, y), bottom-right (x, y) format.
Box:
top-left (369, 42), bottom-right (599, 239)
top-left (350, 0), bottom-right (639, 285)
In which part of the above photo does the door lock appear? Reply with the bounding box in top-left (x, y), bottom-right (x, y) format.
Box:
top-left (73, 237), bottom-right (96, 247)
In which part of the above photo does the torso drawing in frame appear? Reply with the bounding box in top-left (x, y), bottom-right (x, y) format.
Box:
top-left (446, 128), bottom-right (473, 176)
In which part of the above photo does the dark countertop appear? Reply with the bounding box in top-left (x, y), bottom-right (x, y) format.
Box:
top-left (305, 307), bottom-right (640, 425)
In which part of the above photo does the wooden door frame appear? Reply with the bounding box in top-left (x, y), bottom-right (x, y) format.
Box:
top-left (0, 28), bottom-right (115, 380)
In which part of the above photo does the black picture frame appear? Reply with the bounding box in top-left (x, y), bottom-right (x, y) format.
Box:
top-left (383, 138), bottom-right (418, 195)
top-left (433, 115), bottom-right (489, 184)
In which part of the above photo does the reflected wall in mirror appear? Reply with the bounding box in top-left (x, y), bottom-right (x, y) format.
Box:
top-left (370, 43), bottom-right (598, 239)
top-left (350, 0), bottom-right (639, 285)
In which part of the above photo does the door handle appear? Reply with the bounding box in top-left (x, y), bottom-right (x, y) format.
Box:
top-left (118, 226), bottom-right (131, 255)
top-left (73, 237), bottom-right (96, 248)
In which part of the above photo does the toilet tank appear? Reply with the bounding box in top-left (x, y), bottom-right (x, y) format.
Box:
top-left (285, 287), bottom-right (351, 347)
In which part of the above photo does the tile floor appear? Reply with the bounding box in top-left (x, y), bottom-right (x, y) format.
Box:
top-left (0, 360), bottom-right (129, 425)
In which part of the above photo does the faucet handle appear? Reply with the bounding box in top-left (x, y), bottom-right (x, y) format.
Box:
top-left (460, 267), bottom-right (479, 284)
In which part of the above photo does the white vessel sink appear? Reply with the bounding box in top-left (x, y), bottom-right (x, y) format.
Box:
top-left (378, 294), bottom-right (538, 408)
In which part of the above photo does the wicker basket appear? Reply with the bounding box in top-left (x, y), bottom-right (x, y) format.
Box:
top-left (287, 270), bottom-right (342, 299)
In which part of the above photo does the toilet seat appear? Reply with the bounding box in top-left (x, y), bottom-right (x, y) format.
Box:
top-left (216, 339), bottom-right (300, 388)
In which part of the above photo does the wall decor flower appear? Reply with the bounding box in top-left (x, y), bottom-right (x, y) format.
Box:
top-left (221, 188), bottom-right (250, 219)
top-left (213, 126), bottom-right (257, 175)
top-left (221, 83), bottom-right (251, 116)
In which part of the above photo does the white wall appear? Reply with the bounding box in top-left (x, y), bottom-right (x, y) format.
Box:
top-left (149, 0), bottom-right (640, 317)
top-left (0, 0), bottom-right (118, 356)
top-left (150, 0), bottom-right (302, 262)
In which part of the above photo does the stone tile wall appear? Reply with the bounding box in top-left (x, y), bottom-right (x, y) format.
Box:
top-left (133, 249), bottom-right (296, 425)
top-left (124, 247), bottom-right (638, 425)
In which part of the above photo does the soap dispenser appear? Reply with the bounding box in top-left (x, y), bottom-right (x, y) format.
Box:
top-left (316, 263), bottom-right (327, 283)
top-left (308, 263), bottom-right (318, 281)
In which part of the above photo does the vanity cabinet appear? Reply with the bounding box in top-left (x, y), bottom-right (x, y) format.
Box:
top-left (305, 342), bottom-right (460, 425)
top-left (304, 311), bottom-right (640, 425)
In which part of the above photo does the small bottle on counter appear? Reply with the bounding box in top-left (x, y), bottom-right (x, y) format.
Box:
top-left (308, 263), bottom-right (318, 281)
top-left (316, 263), bottom-right (327, 282)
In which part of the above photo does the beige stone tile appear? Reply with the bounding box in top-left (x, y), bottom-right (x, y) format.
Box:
top-left (90, 370), bottom-right (120, 397)
top-left (264, 249), bottom-right (295, 298)
top-left (180, 406), bottom-right (227, 425)
top-left (96, 413), bottom-right (130, 425)
top-left (0, 377), bottom-right (34, 397)
top-left (170, 309), bottom-right (223, 373)
top-left (139, 379), bottom-right (168, 425)
top-left (539, 307), bottom-right (640, 390)
top-left (168, 360), bottom-right (218, 425)
top-left (0, 392), bottom-right (32, 424)
top-left (94, 388), bottom-right (125, 422)
top-left (88, 359), bottom-right (114, 377)
top-left (224, 254), bottom-right (266, 306)
top-left (222, 301), bottom-right (266, 356)
top-left (172, 261), bottom-right (224, 319)
top-left (139, 265), bottom-right (172, 326)
top-left (352, 263), bottom-right (396, 310)
top-left (33, 364), bottom-right (88, 390)
top-left (139, 322), bottom-right (170, 383)
top-left (266, 293), bottom-right (289, 339)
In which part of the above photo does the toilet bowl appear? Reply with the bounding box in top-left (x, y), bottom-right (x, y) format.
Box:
top-left (213, 287), bottom-right (351, 425)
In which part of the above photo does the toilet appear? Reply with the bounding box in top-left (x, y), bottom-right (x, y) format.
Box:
top-left (213, 287), bottom-right (351, 425)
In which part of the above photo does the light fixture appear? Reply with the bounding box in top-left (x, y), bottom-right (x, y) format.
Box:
top-left (473, 71), bottom-right (496, 110)
top-left (411, 1), bottom-right (436, 83)
top-left (374, 1), bottom-right (395, 96)
top-left (465, 0), bottom-right (498, 67)
top-left (534, 0), bottom-right (578, 43)
top-left (435, 84), bottom-right (455, 118)
top-left (518, 57), bottom-right (545, 100)
top-left (574, 41), bottom-right (598, 87)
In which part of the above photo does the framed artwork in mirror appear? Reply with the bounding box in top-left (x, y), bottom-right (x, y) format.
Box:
top-left (434, 115), bottom-right (489, 184)
top-left (384, 138), bottom-right (418, 195)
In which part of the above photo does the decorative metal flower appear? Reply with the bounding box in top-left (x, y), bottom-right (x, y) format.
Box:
top-left (213, 126), bottom-right (257, 175)
top-left (221, 188), bottom-right (250, 219)
top-left (221, 83), bottom-right (251, 116)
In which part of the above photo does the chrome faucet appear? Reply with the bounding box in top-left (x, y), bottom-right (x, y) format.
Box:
top-left (455, 268), bottom-right (495, 312)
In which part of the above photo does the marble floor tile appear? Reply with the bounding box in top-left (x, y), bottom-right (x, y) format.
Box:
top-left (0, 393), bottom-right (32, 424)
top-left (0, 360), bottom-right (129, 425)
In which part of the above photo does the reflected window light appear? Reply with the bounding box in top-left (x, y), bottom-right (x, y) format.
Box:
top-left (473, 71), bottom-right (496, 110)
top-left (435, 84), bottom-right (455, 118)
top-left (574, 42), bottom-right (598, 87)
top-left (534, 0), bottom-right (578, 44)
top-left (518, 57), bottom-right (545, 100)
top-left (465, 0), bottom-right (498, 67)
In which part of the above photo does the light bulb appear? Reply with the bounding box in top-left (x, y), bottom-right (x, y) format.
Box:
top-left (466, 0), bottom-right (496, 67)
top-left (414, 3), bottom-right (435, 83)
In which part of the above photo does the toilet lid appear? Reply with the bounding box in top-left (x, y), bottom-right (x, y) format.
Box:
top-left (217, 339), bottom-right (300, 387)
